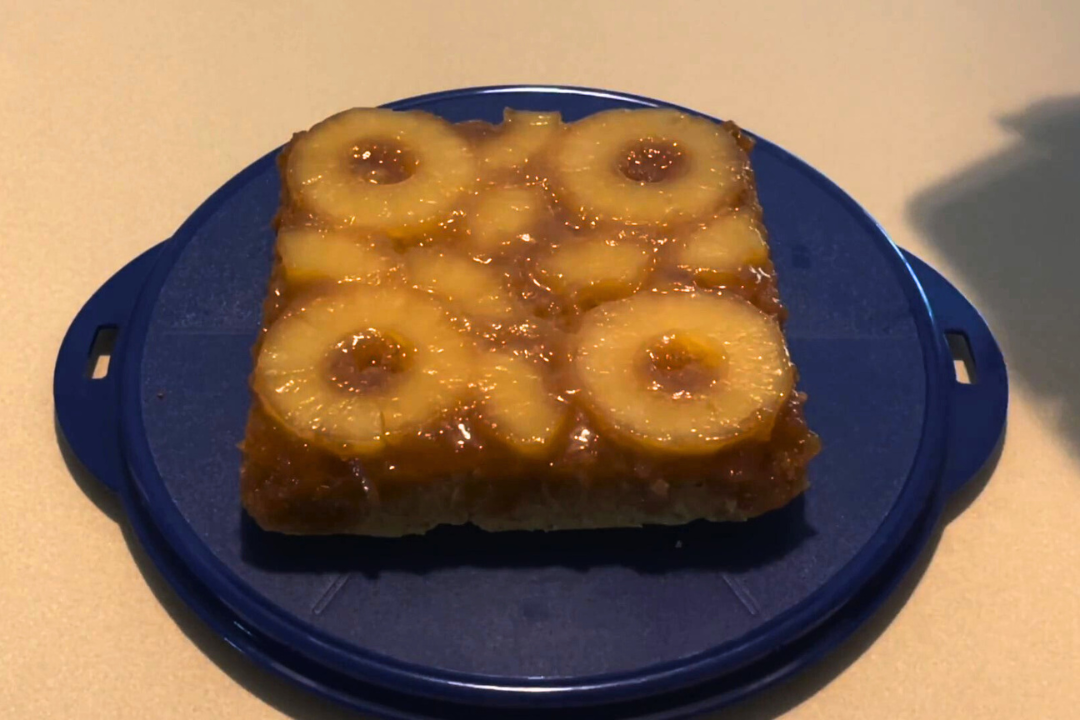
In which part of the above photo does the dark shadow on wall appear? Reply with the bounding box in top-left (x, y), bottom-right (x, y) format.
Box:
top-left (909, 95), bottom-right (1080, 455)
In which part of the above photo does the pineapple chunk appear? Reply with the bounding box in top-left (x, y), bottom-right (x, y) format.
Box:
top-left (478, 110), bottom-right (563, 173)
top-left (277, 227), bottom-right (394, 284)
top-left (406, 249), bottom-right (516, 321)
top-left (574, 292), bottom-right (793, 454)
top-left (539, 236), bottom-right (652, 308)
top-left (676, 214), bottom-right (769, 286)
top-left (476, 351), bottom-right (568, 457)
top-left (467, 185), bottom-right (550, 254)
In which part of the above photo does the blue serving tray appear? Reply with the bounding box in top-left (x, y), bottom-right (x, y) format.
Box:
top-left (54, 86), bottom-right (1007, 718)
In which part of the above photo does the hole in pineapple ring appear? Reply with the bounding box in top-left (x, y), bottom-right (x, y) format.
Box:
top-left (618, 137), bottom-right (687, 184)
top-left (326, 329), bottom-right (415, 394)
top-left (640, 332), bottom-right (725, 397)
top-left (346, 139), bottom-right (418, 185)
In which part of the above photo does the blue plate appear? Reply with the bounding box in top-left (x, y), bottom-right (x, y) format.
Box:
top-left (54, 86), bottom-right (1007, 717)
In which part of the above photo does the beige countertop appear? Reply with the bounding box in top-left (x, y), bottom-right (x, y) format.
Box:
top-left (3, 1), bottom-right (1079, 717)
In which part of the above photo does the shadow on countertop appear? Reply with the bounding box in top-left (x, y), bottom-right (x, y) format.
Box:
top-left (909, 95), bottom-right (1080, 456)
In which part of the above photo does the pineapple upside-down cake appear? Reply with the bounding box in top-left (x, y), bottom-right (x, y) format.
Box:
top-left (241, 107), bottom-right (820, 536)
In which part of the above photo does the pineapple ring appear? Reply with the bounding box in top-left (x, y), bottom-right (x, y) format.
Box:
top-left (574, 292), bottom-right (794, 455)
top-left (253, 285), bottom-right (473, 455)
top-left (285, 108), bottom-right (476, 237)
top-left (554, 108), bottom-right (746, 225)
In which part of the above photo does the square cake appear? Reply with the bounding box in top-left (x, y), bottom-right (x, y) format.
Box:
top-left (240, 106), bottom-right (820, 535)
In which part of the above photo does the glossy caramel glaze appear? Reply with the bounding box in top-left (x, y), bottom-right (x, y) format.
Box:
top-left (242, 107), bottom-right (820, 535)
